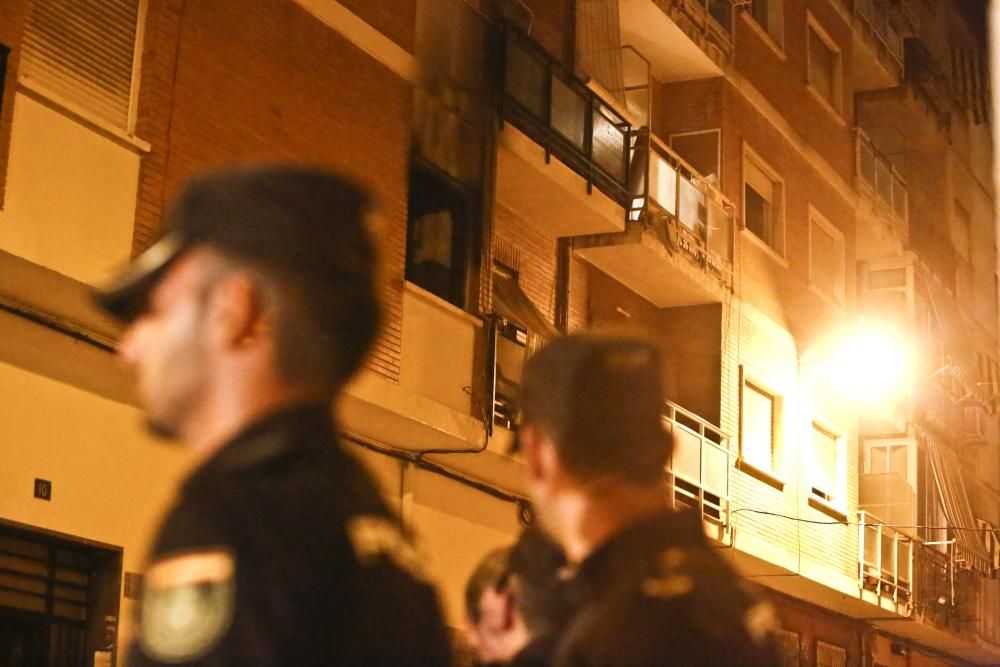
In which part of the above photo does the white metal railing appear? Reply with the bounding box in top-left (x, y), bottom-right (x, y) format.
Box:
top-left (853, 0), bottom-right (917, 72)
top-left (858, 510), bottom-right (914, 611)
top-left (664, 401), bottom-right (730, 526)
top-left (856, 130), bottom-right (908, 225)
top-left (646, 134), bottom-right (734, 274)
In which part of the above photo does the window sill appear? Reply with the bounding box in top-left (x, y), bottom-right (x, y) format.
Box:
top-left (740, 13), bottom-right (787, 61)
top-left (403, 280), bottom-right (482, 328)
top-left (17, 77), bottom-right (151, 154)
top-left (740, 228), bottom-right (789, 268)
top-left (736, 458), bottom-right (785, 491)
top-left (805, 84), bottom-right (847, 127)
top-left (808, 495), bottom-right (847, 522)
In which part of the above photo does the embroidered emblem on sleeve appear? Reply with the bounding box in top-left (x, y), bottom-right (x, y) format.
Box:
top-left (347, 515), bottom-right (430, 581)
top-left (140, 549), bottom-right (235, 663)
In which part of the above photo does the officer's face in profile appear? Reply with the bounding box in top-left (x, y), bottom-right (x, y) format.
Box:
top-left (118, 251), bottom-right (216, 440)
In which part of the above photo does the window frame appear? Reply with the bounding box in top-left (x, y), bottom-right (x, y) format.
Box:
top-left (808, 205), bottom-right (846, 306)
top-left (745, 0), bottom-right (786, 54)
top-left (742, 143), bottom-right (786, 261)
top-left (808, 417), bottom-right (845, 514)
top-left (805, 13), bottom-right (843, 117)
top-left (737, 366), bottom-right (785, 489)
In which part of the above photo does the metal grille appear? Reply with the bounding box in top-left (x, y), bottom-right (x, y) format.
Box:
top-left (773, 628), bottom-right (800, 667)
top-left (816, 640), bottom-right (847, 667)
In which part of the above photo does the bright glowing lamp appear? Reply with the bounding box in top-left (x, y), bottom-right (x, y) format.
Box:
top-left (825, 324), bottom-right (914, 404)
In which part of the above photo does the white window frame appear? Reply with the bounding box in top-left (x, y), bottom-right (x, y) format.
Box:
top-left (742, 143), bottom-right (786, 261)
top-left (738, 366), bottom-right (785, 488)
top-left (805, 13), bottom-right (843, 117)
top-left (862, 437), bottom-right (917, 489)
top-left (809, 417), bottom-right (845, 510)
top-left (669, 129), bottom-right (723, 184)
top-left (808, 205), bottom-right (846, 306)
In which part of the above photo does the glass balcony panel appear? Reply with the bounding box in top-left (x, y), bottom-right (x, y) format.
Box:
top-left (505, 39), bottom-right (547, 119)
top-left (671, 424), bottom-right (701, 482)
top-left (551, 75), bottom-right (587, 149)
top-left (892, 177), bottom-right (907, 220)
top-left (592, 107), bottom-right (627, 183)
top-left (860, 141), bottom-right (876, 188)
top-left (649, 153), bottom-right (678, 215)
top-left (707, 0), bottom-right (732, 31)
top-left (703, 444), bottom-right (728, 496)
top-left (875, 159), bottom-right (893, 205)
top-left (863, 523), bottom-right (880, 569)
top-left (678, 176), bottom-right (704, 235)
top-left (707, 197), bottom-right (732, 261)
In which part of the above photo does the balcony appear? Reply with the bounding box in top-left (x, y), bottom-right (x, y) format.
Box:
top-left (618, 0), bottom-right (731, 83)
top-left (856, 38), bottom-right (954, 146)
top-left (496, 26), bottom-right (630, 237)
top-left (848, 0), bottom-right (918, 90)
top-left (664, 401), bottom-right (730, 537)
top-left (858, 510), bottom-right (914, 613)
top-left (575, 132), bottom-right (734, 307)
top-left (859, 472), bottom-right (916, 535)
top-left (856, 129), bottom-right (908, 238)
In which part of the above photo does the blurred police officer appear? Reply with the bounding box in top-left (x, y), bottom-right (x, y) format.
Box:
top-left (516, 334), bottom-right (779, 666)
top-left (464, 526), bottom-right (570, 666)
top-left (95, 165), bottom-right (451, 665)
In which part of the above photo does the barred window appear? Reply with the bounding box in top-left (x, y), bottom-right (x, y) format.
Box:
top-left (816, 640), bottom-right (847, 667)
top-left (773, 628), bottom-right (800, 667)
top-left (20, 0), bottom-right (142, 130)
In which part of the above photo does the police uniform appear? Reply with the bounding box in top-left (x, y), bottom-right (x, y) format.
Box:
top-left (553, 508), bottom-right (778, 667)
top-left (127, 404), bottom-right (451, 665)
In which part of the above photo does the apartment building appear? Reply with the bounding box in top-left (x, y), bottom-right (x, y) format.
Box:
top-left (0, 0), bottom-right (997, 665)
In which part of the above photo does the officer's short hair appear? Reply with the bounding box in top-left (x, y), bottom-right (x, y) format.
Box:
top-left (505, 525), bottom-right (570, 636)
top-left (464, 546), bottom-right (510, 624)
top-left (519, 334), bottom-right (673, 484)
top-left (95, 165), bottom-right (380, 392)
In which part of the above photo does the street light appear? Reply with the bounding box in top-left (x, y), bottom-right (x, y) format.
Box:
top-left (810, 322), bottom-right (916, 406)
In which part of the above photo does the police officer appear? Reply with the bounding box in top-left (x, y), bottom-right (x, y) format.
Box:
top-left (95, 166), bottom-right (452, 665)
top-left (515, 334), bottom-right (779, 666)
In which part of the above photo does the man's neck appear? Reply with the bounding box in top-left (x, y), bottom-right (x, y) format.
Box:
top-left (551, 481), bottom-right (670, 564)
top-left (181, 378), bottom-right (326, 463)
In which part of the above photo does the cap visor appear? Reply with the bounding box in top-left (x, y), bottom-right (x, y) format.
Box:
top-left (93, 231), bottom-right (186, 322)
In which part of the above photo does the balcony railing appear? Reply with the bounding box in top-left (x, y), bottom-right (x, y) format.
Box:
top-left (856, 129), bottom-right (908, 225)
top-left (664, 401), bottom-right (730, 526)
top-left (502, 25), bottom-right (633, 210)
top-left (641, 132), bottom-right (734, 284)
top-left (859, 510), bottom-right (914, 609)
top-left (853, 0), bottom-right (917, 73)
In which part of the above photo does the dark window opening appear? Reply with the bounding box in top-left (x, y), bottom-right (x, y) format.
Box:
top-left (405, 161), bottom-right (476, 308)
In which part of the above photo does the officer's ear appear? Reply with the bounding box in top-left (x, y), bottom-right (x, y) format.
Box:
top-left (207, 272), bottom-right (267, 350)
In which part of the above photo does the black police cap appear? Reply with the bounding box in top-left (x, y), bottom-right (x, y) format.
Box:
top-left (94, 164), bottom-right (374, 323)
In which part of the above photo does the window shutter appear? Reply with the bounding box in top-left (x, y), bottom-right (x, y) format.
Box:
top-left (744, 159), bottom-right (774, 203)
top-left (20, 0), bottom-right (141, 130)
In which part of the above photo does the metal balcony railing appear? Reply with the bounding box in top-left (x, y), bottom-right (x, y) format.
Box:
top-left (641, 133), bottom-right (734, 283)
top-left (859, 510), bottom-right (915, 610)
top-left (853, 0), bottom-right (915, 72)
top-left (664, 401), bottom-right (730, 526)
top-left (501, 25), bottom-right (633, 210)
top-left (856, 129), bottom-right (908, 225)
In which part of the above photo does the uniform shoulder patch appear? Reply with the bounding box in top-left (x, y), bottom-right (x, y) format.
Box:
top-left (140, 549), bottom-right (235, 663)
top-left (347, 515), bottom-right (430, 582)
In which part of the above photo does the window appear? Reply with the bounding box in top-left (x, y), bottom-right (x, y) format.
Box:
top-left (773, 629), bottom-right (800, 667)
top-left (743, 148), bottom-right (785, 257)
top-left (405, 161), bottom-right (475, 308)
top-left (807, 18), bottom-right (842, 112)
top-left (810, 421), bottom-right (842, 503)
top-left (740, 370), bottom-right (782, 482)
top-left (749, 0), bottom-right (784, 47)
top-left (816, 641), bottom-right (847, 667)
top-left (809, 208), bottom-right (845, 304)
top-left (20, 0), bottom-right (142, 131)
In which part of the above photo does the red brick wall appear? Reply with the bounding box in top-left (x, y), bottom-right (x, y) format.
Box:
top-left (133, 0), bottom-right (412, 382)
top-left (0, 0), bottom-right (29, 209)
top-left (339, 0), bottom-right (416, 52)
top-left (490, 203), bottom-right (558, 324)
top-left (774, 593), bottom-right (863, 667)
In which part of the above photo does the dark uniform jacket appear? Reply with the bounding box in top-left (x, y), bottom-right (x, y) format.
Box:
top-left (126, 405), bottom-right (452, 666)
top-left (554, 509), bottom-right (779, 667)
